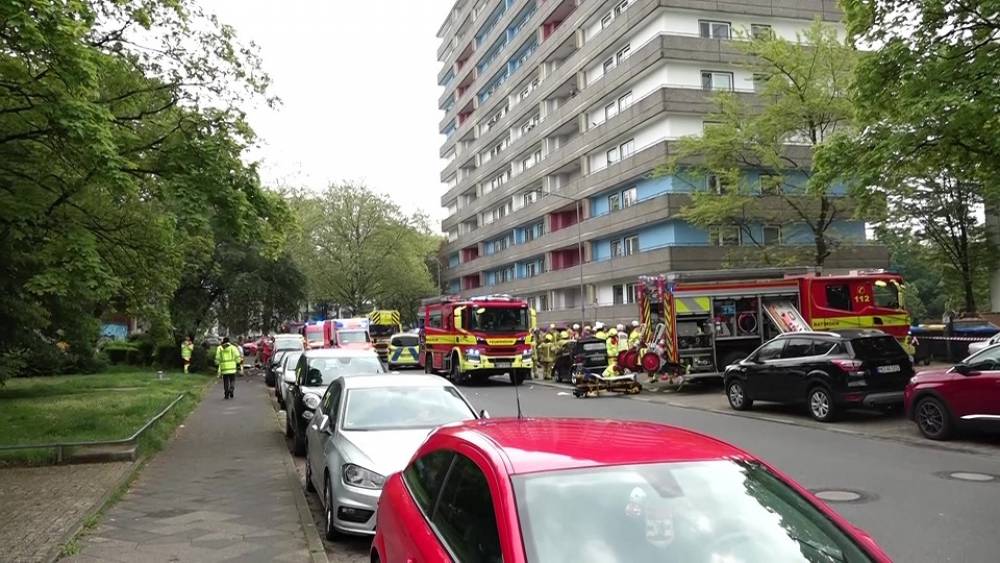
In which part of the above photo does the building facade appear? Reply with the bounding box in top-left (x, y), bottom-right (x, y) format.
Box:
top-left (435, 0), bottom-right (885, 325)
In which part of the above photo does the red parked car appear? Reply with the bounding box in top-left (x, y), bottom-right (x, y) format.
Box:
top-left (372, 418), bottom-right (891, 563)
top-left (905, 343), bottom-right (1000, 440)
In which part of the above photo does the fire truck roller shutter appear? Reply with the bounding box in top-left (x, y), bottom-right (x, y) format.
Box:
top-left (674, 296), bottom-right (711, 315)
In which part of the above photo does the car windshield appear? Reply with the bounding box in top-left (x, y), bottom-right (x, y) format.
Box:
top-left (274, 337), bottom-right (303, 351)
top-left (342, 386), bottom-right (474, 431)
top-left (514, 460), bottom-right (872, 563)
top-left (392, 335), bottom-right (419, 347)
top-left (338, 330), bottom-right (369, 344)
top-left (370, 324), bottom-right (395, 337)
top-left (304, 356), bottom-right (383, 386)
top-left (849, 336), bottom-right (904, 360)
top-left (465, 306), bottom-right (530, 332)
top-left (305, 331), bottom-right (323, 344)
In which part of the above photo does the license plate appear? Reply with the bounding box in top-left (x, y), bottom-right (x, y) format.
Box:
top-left (494, 361), bottom-right (511, 368)
top-left (877, 364), bottom-right (900, 374)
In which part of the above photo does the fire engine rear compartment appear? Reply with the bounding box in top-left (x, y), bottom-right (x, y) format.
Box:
top-left (674, 285), bottom-right (803, 379)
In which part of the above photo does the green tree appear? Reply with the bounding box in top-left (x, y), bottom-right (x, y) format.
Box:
top-left (288, 183), bottom-right (439, 324)
top-left (818, 0), bottom-right (1000, 312)
top-left (0, 1), bottom-right (278, 381)
top-left (658, 22), bottom-right (859, 267)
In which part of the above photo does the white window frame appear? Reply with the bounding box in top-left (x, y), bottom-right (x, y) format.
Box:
top-left (524, 260), bottom-right (541, 278)
top-left (701, 70), bottom-right (734, 91)
top-left (610, 239), bottom-right (624, 257)
top-left (621, 186), bottom-right (637, 208)
top-left (711, 225), bottom-right (741, 246)
top-left (763, 225), bottom-right (782, 246)
top-left (602, 57), bottom-right (615, 74)
top-left (601, 13), bottom-right (612, 29)
top-left (619, 139), bottom-right (635, 159)
top-left (616, 44), bottom-right (631, 65)
top-left (614, 0), bottom-right (632, 16)
top-left (623, 235), bottom-right (638, 256)
top-left (751, 23), bottom-right (773, 39)
top-left (618, 91), bottom-right (633, 111)
top-left (759, 173), bottom-right (781, 194)
top-left (604, 100), bottom-right (618, 120)
top-left (608, 193), bottom-right (621, 212)
top-left (606, 147), bottom-right (620, 165)
top-left (699, 20), bottom-right (732, 39)
top-left (612, 283), bottom-right (637, 305)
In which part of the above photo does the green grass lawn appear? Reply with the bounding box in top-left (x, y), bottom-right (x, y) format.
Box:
top-left (0, 368), bottom-right (214, 465)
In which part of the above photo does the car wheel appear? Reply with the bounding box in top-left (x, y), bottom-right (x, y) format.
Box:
top-left (449, 355), bottom-right (466, 385)
top-left (807, 386), bottom-right (837, 422)
top-left (915, 396), bottom-right (953, 440)
top-left (291, 419), bottom-right (307, 456)
top-left (424, 354), bottom-right (434, 375)
top-left (284, 411), bottom-right (294, 438)
top-left (324, 477), bottom-right (341, 541)
top-left (726, 380), bottom-right (753, 411)
top-left (305, 457), bottom-right (316, 493)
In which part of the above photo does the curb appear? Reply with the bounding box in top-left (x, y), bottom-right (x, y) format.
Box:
top-left (265, 386), bottom-right (329, 563)
top-left (49, 459), bottom-right (143, 562)
top-left (531, 379), bottom-right (1000, 458)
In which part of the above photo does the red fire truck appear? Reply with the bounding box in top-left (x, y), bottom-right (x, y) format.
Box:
top-left (631, 268), bottom-right (910, 380)
top-left (419, 294), bottom-right (536, 385)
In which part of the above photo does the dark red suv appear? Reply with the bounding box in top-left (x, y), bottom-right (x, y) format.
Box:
top-left (905, 344), bottom-right (1000, 440)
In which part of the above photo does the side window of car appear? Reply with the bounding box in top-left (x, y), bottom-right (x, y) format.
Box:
top-left (756, 339), bottom-right (785, 361)
top-left (780, 338), bottom-right (814, 359)
top-left (403, 451), bottom-right (455, 515)
top-left (325, 382), bottom-right (343, 419)
top-left (967, 346), bottom-right (1000, 369)
top-left (295, 356), bottom-right (306, 385)
top-left (432, 454), bottom-right (502, 563)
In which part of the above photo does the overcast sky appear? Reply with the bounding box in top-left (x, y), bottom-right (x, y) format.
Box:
top-left (202, 0), bottom-right (453, 226)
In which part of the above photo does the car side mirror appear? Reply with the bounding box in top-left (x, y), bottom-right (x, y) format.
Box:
top-left (479, 409), bottom-right (490, 419)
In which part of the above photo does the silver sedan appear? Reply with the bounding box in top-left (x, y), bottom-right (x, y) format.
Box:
top-left (303, 374), bottom-right (481, 539)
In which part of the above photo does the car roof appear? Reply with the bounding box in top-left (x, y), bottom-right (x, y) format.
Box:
top-left (340, 374), bottom-right (455, 389)
top-left (303, 348), bottom-right (377, 358)
top-left (775, 329), bottom-right (887, 340)
top-left (274, 333), bottom-right (301, 339)
top-left (435, 418), bottom-right (749, 475)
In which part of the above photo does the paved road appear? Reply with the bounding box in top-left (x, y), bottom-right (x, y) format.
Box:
top-left (460, 377), bottom-right (1000, 563)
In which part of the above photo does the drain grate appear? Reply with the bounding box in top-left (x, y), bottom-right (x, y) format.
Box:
top-left (810, 488), bottom-right (876, 503)
top-left (936, 471), bottom-right (998, 483)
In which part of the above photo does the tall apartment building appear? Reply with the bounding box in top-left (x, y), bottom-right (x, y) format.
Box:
top-left (434, 0), bottom-right (886, 325)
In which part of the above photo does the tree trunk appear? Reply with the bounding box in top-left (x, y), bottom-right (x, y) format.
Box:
top-left (961, 262), bottom-right (977, 314)
top-left (814, 235), bottom-right (828, 268)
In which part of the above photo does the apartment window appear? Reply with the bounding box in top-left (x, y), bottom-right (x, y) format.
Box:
top-left (604, 100), bottom-right (618, 120)
top-left (699, 20), bottom-right (731, 39)
top-left (618, 91), bottom-right (633, 111)
top-left (616, 44), bottom-right (631, 65)
top-left (752, 73), bottom-right (769, 92)
top-left (763, 225), bottom-right (782, 246)
top-left (523, 222), bottom-right (543, 243)
top-left (529, 294), bottom-right (549, 312)
top-left (619, 139), bottom-right (634, 159)
top-left (614, 0), bottom-right (632, 16)
top-left (610, 238), bottom-right (623, 257)
top-left (751, 24), bottom-right (774, 39)
top-left (707, 173), bottom-right (730, 194)
top-left (623, 235), bottom-right (638, 256)
top-left (606, 147), bottom-right (620, 166)
top-left (701, 71), bottom-right (734, 91)
top-left (613, 283), bottom-right (637, 305)
top-left (499, 266), bottom-right (515, 283)
top-left (601, 13), bottom-right (612, 29)
top-left (524, 260), bottom-right (541, 278)
top-left (621, 186), bottom-right (637, 208)
top-left (710, 225), bottom-right (741, 246)
top-left (608, 193), bottom-right (621, 212)
top-left (522, 190), bottom-right (539, 207)
top-left (602, 57), bottom-right (615, 74)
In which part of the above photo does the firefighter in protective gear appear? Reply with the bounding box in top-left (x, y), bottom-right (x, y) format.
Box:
top-left (572, 323), bottom-right (581, 338)
top-left (180, 336), bottom-right (194, 374)
top-left (536, 332), bottom-right (556, 380)
top-left (594, 325), bottom-right (607, 341)
top-left (616, 323), bottom-right (628, 353)
top-left (628, 323), bottom-right (643, 349)
top-left (215, 337), bottom-right (242, 399)
top-left (603, 328), bottom-right (619, 376)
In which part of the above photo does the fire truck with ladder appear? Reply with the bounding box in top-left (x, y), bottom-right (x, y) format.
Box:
top-left (418, 294), bottom-right (535, 385)
top-left (367, 309), bottom-right (402, 361)
top-left (625, 268), bottom-right (910, 382)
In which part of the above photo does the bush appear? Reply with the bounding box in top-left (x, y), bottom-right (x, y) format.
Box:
top-left (102, 341), bottom-right (141, 365)
top-left (155, 343), bottom-right (178, 368)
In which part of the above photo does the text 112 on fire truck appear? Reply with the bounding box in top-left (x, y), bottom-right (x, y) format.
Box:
top-left (418, 294), bottom-right (536, 386)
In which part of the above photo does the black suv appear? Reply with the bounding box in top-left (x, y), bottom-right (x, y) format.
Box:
top-left (723, 330), bottom-right (913, 422)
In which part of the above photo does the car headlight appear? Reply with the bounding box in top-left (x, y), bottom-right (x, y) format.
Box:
top-left (464, 348), bottom-right (481, 360)
top-left (303, 393), bottom-right (321, 410)
top-left (342, 463), bottom-right (385, 489)
top-left (522, 349), bottom-right (532, 359)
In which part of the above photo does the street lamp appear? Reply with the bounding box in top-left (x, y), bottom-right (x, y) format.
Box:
top-left (542, 191), bottom-right (587, 324)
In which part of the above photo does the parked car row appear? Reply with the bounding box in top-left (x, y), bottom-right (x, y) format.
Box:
top-left (722, 329), bottom-right (1000, 441)
top-left (272, 345), bottom-right (892, 562)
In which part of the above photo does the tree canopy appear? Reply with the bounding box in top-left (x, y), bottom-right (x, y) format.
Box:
top-left (0, 1), bottom-right (300, 380)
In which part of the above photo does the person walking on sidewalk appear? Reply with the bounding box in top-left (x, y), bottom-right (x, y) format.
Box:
top-left (215, 337), bottom-right (242, 399)
top-left (180, 335), bottom-right (194, 374)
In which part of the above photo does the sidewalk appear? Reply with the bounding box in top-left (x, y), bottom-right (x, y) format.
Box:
top-left (66, 377), bottom-right (326, 563)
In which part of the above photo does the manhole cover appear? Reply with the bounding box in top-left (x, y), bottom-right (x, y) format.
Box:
top-left (810, 488), bottom-right (874, 503)
top-left (944, 471), bottom-right (997, 482)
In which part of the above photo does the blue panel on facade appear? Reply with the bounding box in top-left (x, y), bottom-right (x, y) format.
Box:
top-left (448, 279), bottom-right (461, 293)
top-left (448, 253), bottom-right (460, 267)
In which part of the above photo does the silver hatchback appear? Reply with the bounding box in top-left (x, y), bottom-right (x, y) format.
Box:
top-left (304, 374), bottom-right (480, 539)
